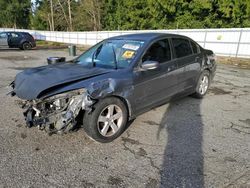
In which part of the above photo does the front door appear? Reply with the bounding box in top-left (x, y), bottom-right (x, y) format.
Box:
top-left (133, 38), bottom-right (180, 114)
top-left (0, 32), bottom-right (8, 46)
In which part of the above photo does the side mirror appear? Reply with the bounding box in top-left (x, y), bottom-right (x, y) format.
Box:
top-left (141, 61), bottom-right (159, 70)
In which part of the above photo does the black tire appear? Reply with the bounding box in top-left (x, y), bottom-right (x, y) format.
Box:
top-left (22, 42), bottom-right (32, 50)
top-left (83, 97), bottom-right (128, 143)
top-left (193, 70), bottom-right (210, 98)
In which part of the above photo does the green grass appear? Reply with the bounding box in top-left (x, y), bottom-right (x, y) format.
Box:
top-left (35, 40), bottom-right (91, 51)
top-left (36, 40), bottom-right (67, 46)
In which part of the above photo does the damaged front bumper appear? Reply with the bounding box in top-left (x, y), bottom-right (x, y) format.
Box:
top-left (16, 89), bottom-right (94, 134)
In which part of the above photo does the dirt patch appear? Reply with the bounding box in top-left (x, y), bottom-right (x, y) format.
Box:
top-left (12, 118), bottom-right (18, 123)
top-left (145, 177), bottom-right (158, 188)
top-left (217, 56), bottom-right (250, 69)
top-left (107, 176), bottom-right (124, 187)
top-left (137, 148), bottom-right (147, 157)
top-left (80, 179), bottom-right (95, 187)
top-left (224, 157), bottom-right (237, 163)
top-left (143, 120), bottom-right (160, 126)
top-left (16, 124), bottom-right (22, 128)
top-left (20, 133), bottom-right (27, 139)
top-left (227, 122), bottom-right (250, 134)
top-left (239, 119), bottom-right (250, 125)
top-left (121, 137), bottom-right (141, 145)
top-left (209, 87), bottom-right (232, 95)
top-left (0, 56), bottom-right (38, 61)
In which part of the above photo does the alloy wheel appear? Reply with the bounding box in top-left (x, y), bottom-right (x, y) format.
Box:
top-left (97, 104), bottom-right (123, 137)
top-left (199, 75), bottom-right (209, 95)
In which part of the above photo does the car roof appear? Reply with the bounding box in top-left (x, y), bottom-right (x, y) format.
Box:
top-left (2, 31), bottom-right (29, 34)
top-left (109, 32), bottom-right (187, 42)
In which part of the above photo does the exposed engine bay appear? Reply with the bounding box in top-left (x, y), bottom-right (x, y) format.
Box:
top-left (16, 89), bottom-right (94, 134)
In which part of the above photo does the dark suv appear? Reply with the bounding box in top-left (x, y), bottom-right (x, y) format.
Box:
top-left (0, 31), bottom-right (36, 50)
top-left (10, 33), bottom-right (216, 143)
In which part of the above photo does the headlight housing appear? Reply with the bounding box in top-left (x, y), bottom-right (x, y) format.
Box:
top-left (43, 88), bottom-right (87, 102)
top-left (34, 88), bottom-right (87, 114)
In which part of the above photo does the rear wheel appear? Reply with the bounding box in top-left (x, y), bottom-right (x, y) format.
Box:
top-left (193, 70), bottom-right (210, 98)
top-left (83, 97), bottom-right (128, 143)
top-left (22, 42), bottom-right (32, 50)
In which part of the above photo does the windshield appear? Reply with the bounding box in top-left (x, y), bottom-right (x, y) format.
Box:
top-left (76, 39), bottom-right (144, 69)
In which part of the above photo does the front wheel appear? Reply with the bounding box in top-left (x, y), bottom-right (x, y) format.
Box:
top-left (193, 70), bottom-right (210, 98)
top-left (83, 97), bottom-right (128, 143)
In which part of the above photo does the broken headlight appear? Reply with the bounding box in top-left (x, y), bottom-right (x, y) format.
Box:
top-left (34, 88), bottom-right (87, 117)
top-left (24, 88), bottom-right (88, 131)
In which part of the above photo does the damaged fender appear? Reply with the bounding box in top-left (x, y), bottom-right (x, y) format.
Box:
top-left (38, 74), bottom-right (135, 119)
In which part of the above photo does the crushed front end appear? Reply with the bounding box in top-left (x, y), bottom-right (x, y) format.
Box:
top-left (15, 89), bottom-right (94, 134)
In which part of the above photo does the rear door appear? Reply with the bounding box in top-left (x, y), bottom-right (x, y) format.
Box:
top-left (188, 40), bottom-right (203, 87)
top-left (0, 32), bottom-right (8, 46)
top-left (133, 38), bottom-right (180, 114)
top-left (8, 32), bottom-right (22, 47)
top-left (171, 38), bottom-right (199, 91)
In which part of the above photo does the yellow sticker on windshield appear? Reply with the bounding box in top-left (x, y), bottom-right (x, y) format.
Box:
top-left (122, 50), bottom-right (135, 59)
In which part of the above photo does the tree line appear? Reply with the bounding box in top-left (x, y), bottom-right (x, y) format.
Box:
top-left (0, 0), bottom-right (250, 31)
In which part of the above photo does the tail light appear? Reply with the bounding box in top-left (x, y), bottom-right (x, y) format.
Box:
top-left (30, 34), bottom-right (35, 41)
top-left (208, 54), bottom-right (217, 62)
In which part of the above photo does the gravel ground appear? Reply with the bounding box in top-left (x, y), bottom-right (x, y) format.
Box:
top-left (0, 47), bottom-right (249, 188)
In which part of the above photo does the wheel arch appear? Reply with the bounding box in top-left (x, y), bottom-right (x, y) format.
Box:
top-left (99, 95), bottom-right (132, 120)
top-left (20, 40), bottom-right (31, 48)
top-left (203, 67), bottom-right (211, 74)
top-left (202, 68), bottom-right (212, 81)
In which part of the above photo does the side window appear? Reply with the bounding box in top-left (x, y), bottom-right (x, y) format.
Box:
top-left (0, 32), bottom-right (7, 38)
top-left (11, 33), bottom-right (19, 38)
top-left (197, 44), bottom-right (201, 53)
top-left (172, 38), bottom-right (192, 58)
top-left (142, 39), bottom-right (171, 63)
top-left (191, 41), bottom-right (199, 54)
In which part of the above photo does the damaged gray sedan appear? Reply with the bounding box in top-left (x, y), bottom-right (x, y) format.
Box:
top-left (9, 33), bottom-right (216, 143)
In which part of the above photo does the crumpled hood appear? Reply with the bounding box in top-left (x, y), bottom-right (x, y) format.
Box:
top-left (13, 63), bottom-right (112, 100)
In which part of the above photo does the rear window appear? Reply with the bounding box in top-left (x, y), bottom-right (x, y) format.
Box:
top-left (10, 33), bottom-right (20, 38)
top-left (23, 33), bottom-right (31, 37)
top-left (191, 41), bottom-right (200, 54)
top-left (172, 38), bottom-right (192, 58)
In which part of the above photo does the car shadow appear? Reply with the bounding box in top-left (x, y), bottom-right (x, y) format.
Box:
top-left (157, 97), bottom-right (204, 188)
